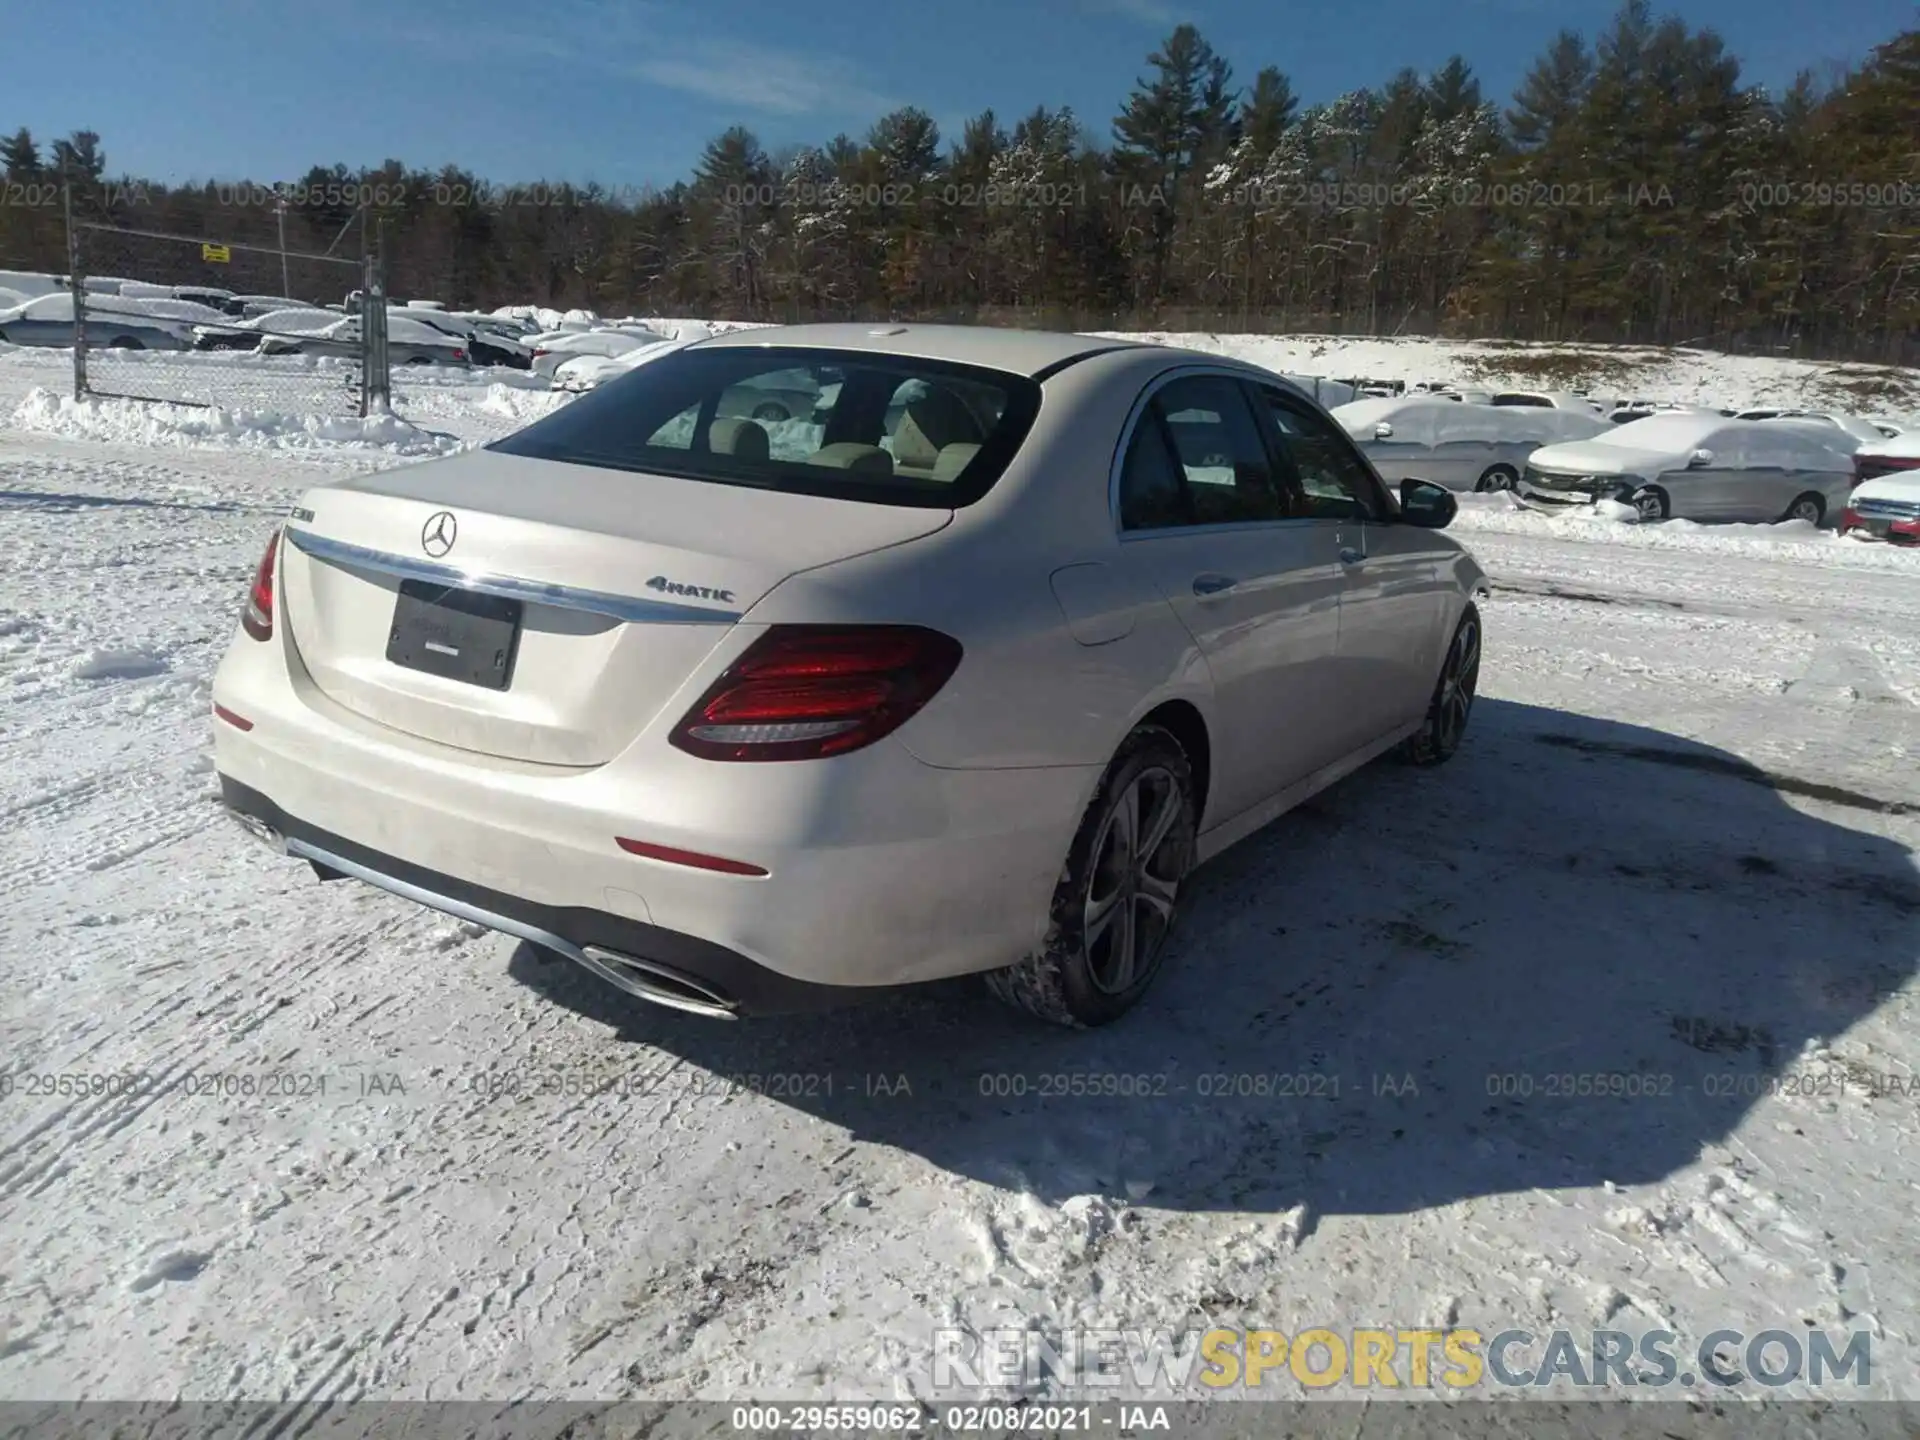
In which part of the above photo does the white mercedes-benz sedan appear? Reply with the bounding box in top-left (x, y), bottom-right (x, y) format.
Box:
top-left (212, 324), bottom-right (1488, 1027)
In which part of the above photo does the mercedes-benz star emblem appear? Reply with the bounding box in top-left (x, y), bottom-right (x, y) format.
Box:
top-left (421, 510), bottom-right (458, 558)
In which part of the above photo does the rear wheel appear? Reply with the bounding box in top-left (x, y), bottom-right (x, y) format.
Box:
top-left (1400, 605), bottom-right (1481, 767)
top-left (985, 725), bottom-right (1197, 1028)
top-left (1476, 465), bottom-right (1518, 493)
top-left (106, 335), bottom-right (144, 350)
top-left (1781, 492), bottom-right (1825, 525)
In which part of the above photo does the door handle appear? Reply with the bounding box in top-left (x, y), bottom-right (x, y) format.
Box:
top-left (1191, 573), bottom-right (1237, 596)
top-left (1338, 547), bottom-right (1365, 565)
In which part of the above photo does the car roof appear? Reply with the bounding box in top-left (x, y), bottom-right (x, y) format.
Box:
top-left (690, 322), bottom-right (1153, 378)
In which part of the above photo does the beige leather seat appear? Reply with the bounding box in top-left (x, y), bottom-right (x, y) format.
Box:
top-left (807, 442), bottom-right (894, 477)
top-left (932, 442), bottom-right (981, 482)
top-left (708, 417), bottom-right (770, 462)
top-left (891, 389), bottom-right (984, 479)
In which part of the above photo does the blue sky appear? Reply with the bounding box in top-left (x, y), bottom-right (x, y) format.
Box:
top-left (2, 0), bottom-right (1908, 189)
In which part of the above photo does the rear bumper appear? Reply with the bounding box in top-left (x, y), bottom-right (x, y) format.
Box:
top-left (209, 616), bottom-right (1096, 1010)
top-left (219, 776), bottom-right (859, 1015)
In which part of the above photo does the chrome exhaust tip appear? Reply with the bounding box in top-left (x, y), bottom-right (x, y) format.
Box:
top-left (580, 946), bottom-right (738, 1019)
top-left (225, 807), bottom-right (285, 852)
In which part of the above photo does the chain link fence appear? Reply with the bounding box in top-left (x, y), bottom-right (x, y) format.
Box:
top-left (60, 196), bottom-right (390, 418)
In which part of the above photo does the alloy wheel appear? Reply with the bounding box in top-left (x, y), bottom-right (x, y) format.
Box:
top-left (1436, 616), bottom-right (1480, 753)
top-left (1083, 765), bottom-right (1184, 995)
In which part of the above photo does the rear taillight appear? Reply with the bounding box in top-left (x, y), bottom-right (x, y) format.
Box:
top-left (454, 348), bottom-right (467, 361)
top-left (1857, 454), bottom-right (1920, 483)
top-left (241, 528), bottom-right (280, 641)
top-left (669, 625), bottom-right (962, 762)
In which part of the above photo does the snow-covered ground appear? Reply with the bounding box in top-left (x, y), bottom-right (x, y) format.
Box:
top-left (2, 333), bottom-right (1918, 1408)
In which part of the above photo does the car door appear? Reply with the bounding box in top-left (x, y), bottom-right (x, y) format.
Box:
top-left (1430, 402), bottom-right (1501, 490)
top-left (1114, 372), bottom-right (1344, 825)
top-left (1358, 403), bottom-right (1434, 486)
top-left (1253, 384), bottom-right (1449, 746)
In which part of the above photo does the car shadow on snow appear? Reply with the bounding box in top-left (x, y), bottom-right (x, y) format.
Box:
top-left (507, 698), bottom-right (1919, 1217)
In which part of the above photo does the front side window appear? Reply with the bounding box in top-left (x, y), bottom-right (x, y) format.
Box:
top-left (1256, 387), bottom-right (1389, 521)
top-left (489, 346), bottom-right (1039, 508)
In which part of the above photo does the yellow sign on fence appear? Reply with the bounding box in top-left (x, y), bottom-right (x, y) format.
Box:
top-left (202, 243), bottom-right (231, 264)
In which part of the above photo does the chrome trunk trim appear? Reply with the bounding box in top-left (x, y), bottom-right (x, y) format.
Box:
top-left (282, 527), bottom-right (743, 626)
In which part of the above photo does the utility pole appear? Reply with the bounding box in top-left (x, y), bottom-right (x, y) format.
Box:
top-left (63, 171), bottom-right (87, 401)
top-left (275, 196), bottom-right (291, 297)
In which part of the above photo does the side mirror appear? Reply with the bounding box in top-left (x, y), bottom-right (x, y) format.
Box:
top-left (1399, 477), bottom-right (1457, 528)
top-left (1687, 449), bottom-right (1714, 468)
top-left (1373, 421), bottom-right (1394, 440)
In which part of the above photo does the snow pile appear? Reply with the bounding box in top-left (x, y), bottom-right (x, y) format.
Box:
top-left (9, 387), bottom-right (464, 456)
top-left (475, 382), bottom-right (571, 424)
top-left (70, 647), bottom-right (170, 682)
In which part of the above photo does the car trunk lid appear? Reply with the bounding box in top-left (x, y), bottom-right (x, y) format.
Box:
top-left (279, 448), bottom-right (950, 766)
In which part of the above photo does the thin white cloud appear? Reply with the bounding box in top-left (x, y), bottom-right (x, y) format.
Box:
top-left (389, 1), bottom-right (897, 118)
top-left (627, 40), bottom-right (902, 117)
top-left (1080, 0), bottom-right (1185, 25)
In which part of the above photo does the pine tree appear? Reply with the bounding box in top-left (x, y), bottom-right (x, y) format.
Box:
top-left (694, 127), bottom-right (772, 315)
top-left (1112, 25), bottom-right (1237, 301)
top-left (0, 127), bottom-right (41, 178)
top-left (1241, 68), bottom-right (1298, 152)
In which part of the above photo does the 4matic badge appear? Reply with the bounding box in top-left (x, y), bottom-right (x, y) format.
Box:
top-left (647, 575), bottom-right (735, 603)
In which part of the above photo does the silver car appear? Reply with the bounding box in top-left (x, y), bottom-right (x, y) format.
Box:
top-left (1521, 414), bottom-right (1858, 524)
top-left (0, 293), bottom-right (194, 351)
top-left (1335, 395), bottom-right (1612, 493)
top-left (211, 325), bottom-right (1487, 1028)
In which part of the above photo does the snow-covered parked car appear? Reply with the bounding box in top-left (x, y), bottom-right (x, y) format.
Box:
top-left (1489, 389), bottom-right (1607, 413)
top-left (529, 327), bottom-right (676, 378)
top-left (1335, 394), bottom-right (1612, 492)
top-left (211, 323), bottom-right (1487, 1027)
top-left (380, 306), bottom-right (531, 369)
top-left (195, 307), bottom-right (343, 352)
top-left (1737, 410), bottom-right (1890, 446)
top-left (1840, 432), bottom-right (1920, 543)
top-left (550, 337), bottom-right (694, 393)
top-left (0, 291), bottom-right (210, 350)
top-left (1520, 413), bottom-right (1858, 524)
top-left (262, 312), bottom-right (470, 367)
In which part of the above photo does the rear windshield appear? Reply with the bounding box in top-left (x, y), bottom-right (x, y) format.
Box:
top-left (488, 345), bottom-right (1042, 508)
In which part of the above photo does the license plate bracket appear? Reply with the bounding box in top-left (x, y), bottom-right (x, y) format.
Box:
top-left (386, 581), bottom-right (522, 690)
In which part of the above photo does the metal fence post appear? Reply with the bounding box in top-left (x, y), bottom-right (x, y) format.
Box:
top-left (63, 177), bottom-right (87, 401)
top-left (367, 219), bottom-right (391, 413)
top-left (359, 250), bottom-right (375, 418)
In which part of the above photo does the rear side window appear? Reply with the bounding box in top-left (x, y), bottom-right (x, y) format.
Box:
top-left (488, 346), bottom-right (1041, 508)
top-left (1119, 375), bottom-right (1287, 530)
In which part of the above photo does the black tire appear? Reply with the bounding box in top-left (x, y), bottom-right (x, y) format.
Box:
top-left (751, 402), bottom-right (791, 423)
top-left (1476, 465), bottom-right (1518, 493)
top-left (1628, 485), bottom-right (1669, 522)
top-left (1400, 605), bottom-right (1482, 767)
top-left (106, 335), bottom-right (144, 351)
top-left (1781, 492), bottom-right (1825, 526)
top-left (985, 725), bottom-right (1198, 1028)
